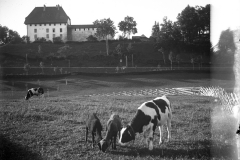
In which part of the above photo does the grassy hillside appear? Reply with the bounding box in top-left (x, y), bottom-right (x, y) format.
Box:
top-left (0, 41), bottom-right (210, 68)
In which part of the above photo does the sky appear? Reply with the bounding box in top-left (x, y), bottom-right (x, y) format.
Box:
top-left (0, 0), bottom-right (239, 46)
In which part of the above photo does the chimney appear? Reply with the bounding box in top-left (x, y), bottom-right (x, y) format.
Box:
top-left (43, 5), bottom-right (46, 11)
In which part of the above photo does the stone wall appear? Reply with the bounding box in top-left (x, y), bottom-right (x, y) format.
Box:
top-left (68, 28), bottom-right (96, 41)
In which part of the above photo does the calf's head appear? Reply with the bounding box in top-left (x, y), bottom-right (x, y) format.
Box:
top-left (98, 139), bottom-right (110, 152)
top-left (25, 91), bottom-right (31, 100)
top-left (38, 87), bottom-right (44, 94)
top-left (118, 125), bottom-right (135, 145)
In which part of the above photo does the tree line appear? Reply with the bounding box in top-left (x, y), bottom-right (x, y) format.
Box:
top-left (151, 4), bottom-right (210, 56)
top-left (0, 25), bottom-right (25, 45)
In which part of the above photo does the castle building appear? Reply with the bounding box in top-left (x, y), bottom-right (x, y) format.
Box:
top-left (24, 5), bottom-right (98, 42)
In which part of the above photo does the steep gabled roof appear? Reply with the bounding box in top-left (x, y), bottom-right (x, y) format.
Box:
top-left (24, 5), bottom-right (70, 24)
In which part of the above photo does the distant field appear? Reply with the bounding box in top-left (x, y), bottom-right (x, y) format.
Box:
top-left (0, 72), bottom-right (238, 159)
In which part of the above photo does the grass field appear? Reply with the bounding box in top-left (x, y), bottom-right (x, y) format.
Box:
top-left (0, 72), bottom-right (239, 160)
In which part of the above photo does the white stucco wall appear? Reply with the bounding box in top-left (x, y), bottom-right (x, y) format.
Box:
top-left (27, 23), bottom-right (68, 42)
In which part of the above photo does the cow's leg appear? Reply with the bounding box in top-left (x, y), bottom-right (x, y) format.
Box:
top-left (85, 127), bottom-right (88, 142)
top-left (113, 136), bottom-right (117, 150)
top-left (142, 126), bottom-right (150, 146)
top-left (166, 119), bottom-right (171, 142)
top-left (159, 126), bottom-right (163, 145)
top-left (148, 123), bottom-right (154, 150)
top-left (91, 132), bottom-right (95, 148)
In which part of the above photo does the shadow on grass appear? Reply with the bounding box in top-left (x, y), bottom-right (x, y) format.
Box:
top-left (109, 141), bottom-right (211, 159)
top-left (0, 135), bottom-right (43, 160)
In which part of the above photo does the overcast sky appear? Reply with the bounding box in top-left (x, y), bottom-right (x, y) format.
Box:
top-left (0, 0), bottom-right (239, 45)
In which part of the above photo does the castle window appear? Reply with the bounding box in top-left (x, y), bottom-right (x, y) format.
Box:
top-left (54, 24), bottom-right (56, 26)
top-left (35, 24), bottom-right (37, 26)
top-left (30, 24), bottom-right (32, 26)
top-left (46, 28), bottom-right (49, 33)
top-left (53, 28), bottom-right (55, 33)
top-left (40, 24), bottom-right (41, 26)
top-left (75, 28), bottom-right (76, 31)
top-left (49, 24), bottom-right (51, 26)
top-left (46, 34), bottom-right (49, 38)
top-left (34, 29), bottom-right (37, 33)
top-left (44, 24), bottom-right (46, 26)
top-left (60, 28), bottom-right (62, 32)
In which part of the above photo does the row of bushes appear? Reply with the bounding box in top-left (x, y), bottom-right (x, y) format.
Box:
top-left (31, 37), bottom-right (143, 44)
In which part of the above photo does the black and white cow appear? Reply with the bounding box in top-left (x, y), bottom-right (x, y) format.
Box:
top-left (119, 95), bottom-right (172, 150)
top-left (25, 87), bottom-right (44, 100)
top-left (237, 125), bottom-right (240, 135)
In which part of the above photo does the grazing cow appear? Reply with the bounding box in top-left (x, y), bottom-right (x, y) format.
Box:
top-left (25, 87), bottom-right (44, 100)
top-left (237, 124), bottom-right (240, 135)
top-left (86, 113), bottom-right (103, 148)
top-left (119, 95), bottom-right (172, 150)
top-left (98, 114), bottom-right (122, 152)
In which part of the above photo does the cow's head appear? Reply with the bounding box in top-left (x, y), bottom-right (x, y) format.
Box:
top-left (98, 139), bottom-right (110, 152)
top-left (25, 91), bottom-right (31, 100)
top-left (118, 125), bottom-right (135, 145)
top-left (38, 87), bottom-right (44, 94)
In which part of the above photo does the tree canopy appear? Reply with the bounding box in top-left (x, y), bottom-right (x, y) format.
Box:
top-left (93, 18), bottom-right (116, 40)
top-left (0, 25), bottom-right (22, 44)
top-left (152, 4), bottom-right (210, 55)
top-left (118, 16), bottom-right (137, 39)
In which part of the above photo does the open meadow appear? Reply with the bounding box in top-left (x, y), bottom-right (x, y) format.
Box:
top-left (0, 72), bottom-right (239, 160)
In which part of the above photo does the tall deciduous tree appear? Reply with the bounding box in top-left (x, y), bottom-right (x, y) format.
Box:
top-left (177, 5), bottom-right (200, 43)
top-left (151, 21), bottom-right (160, 42)
top-left (93, 18), bottom-right (117, 56)
top-left (0, 25), bottom-right (8, 44)
top-left (118, 16), bottom-right (137, 39)
top-left (0, 25), bottom-right (22, 44)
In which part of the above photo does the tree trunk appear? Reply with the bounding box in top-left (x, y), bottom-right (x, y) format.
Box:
top-left (162, 53), bottom-right (166, 64)
top-left (106, 36), bottom-right (109, 56)
top-left (126, 56), bottom-right (128, 67)
top-left (26, 54), bottom-right (28, 63)
top-left (132, 54), bottom-right (133, 67)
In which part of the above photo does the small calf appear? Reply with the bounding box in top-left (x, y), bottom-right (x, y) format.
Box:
top-left (98, 114), bottom-right (122, 152)
top-left (25, 87), bottom-right (44, 100)
top-left (85, 113), bottom-right (103, 148)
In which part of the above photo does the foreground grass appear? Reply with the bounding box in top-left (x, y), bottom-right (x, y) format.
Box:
top-left (1, 72), bottom-right (238, 159)
top-left (1, 94), bottom-right (237, 160)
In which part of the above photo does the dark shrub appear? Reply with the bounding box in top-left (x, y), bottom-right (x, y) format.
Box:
top-left (86, 35), bottom-right (98, 42)
top-left (53, 37), bottom-right (63, 44)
